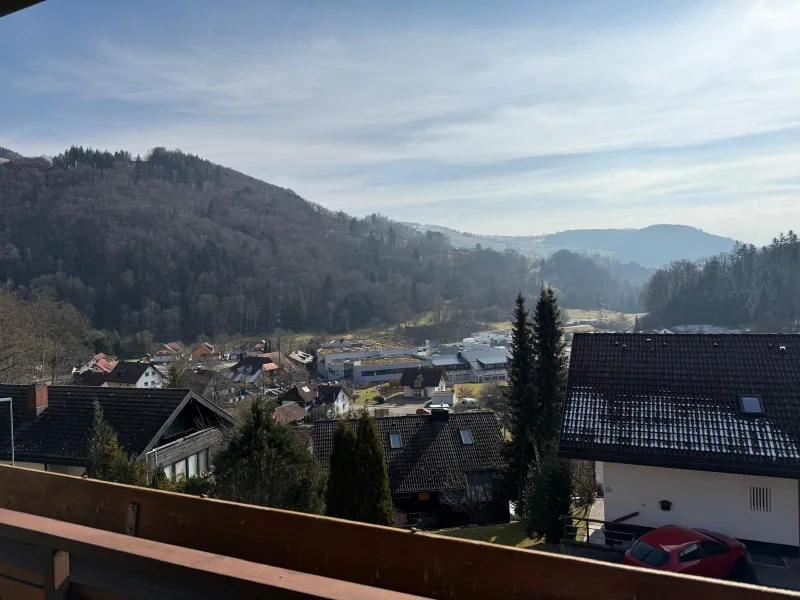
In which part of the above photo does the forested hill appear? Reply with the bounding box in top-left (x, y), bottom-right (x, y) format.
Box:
top-left (642, 233), bottom-right (800, 330)
top-left (0, 146), bottom-right (530, 347)
top-left (542, 225), bottom-right (736, 268)
top-left (0, 147), bottom-right (23, 161)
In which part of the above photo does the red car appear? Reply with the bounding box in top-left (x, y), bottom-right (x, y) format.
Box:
top-left (623, 525), bottom-right (748, 579)
top-left (415, 408), bottom-right (431, 415)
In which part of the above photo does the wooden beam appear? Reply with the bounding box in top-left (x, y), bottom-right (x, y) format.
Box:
top-left (0, 508), bottom-right (423, 600)
top-left (0, 465), bottom-right (797, 600)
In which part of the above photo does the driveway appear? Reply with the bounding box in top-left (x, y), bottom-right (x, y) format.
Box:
top-left (368, 396), bottom-right (429, 416)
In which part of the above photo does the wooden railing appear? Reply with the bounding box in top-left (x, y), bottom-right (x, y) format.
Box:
top-left (0, 465), bottom-right (798, 599)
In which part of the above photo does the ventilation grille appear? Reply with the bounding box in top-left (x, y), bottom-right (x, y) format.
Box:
top-left (750, 486), bottom-right (772, 512)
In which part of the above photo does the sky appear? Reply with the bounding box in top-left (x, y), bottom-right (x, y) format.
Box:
top-left (2, 0), bottom-right (800, 244)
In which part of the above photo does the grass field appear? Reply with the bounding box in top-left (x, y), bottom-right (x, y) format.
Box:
top-left (433, 521), bottom-right (546, 549)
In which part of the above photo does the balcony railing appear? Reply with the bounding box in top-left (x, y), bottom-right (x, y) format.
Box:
top-left (0, 465), bottom-right (797, 599)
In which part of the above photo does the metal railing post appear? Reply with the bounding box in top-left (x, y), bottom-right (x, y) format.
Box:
top-left (0, 398), bottom-right (13, 465)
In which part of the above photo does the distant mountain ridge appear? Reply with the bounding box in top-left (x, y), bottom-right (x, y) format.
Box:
top-left (405, 223), bottom-right (737, 268)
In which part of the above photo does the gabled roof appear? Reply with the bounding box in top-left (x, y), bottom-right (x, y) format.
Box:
top-left (399, 366), bottom-right (444, 388)
top-left (559, 333), bottom-right (800, 478)
top-left (316, 384), bottom-right (349, 405)
top-left (0, 386), bottom-right (235, 465)
top-left (312, 412), bottom-right (505, 494)
top-left (94, 357), bottom-right (117, 373)
top-left (106, 361), bottom-right (156, 384)
top-left (157, 341), bottom-right (185, 354)
top-left (273, 402), bottom-right (308, 425)
top-left (281, 383), bottom-right (318, 405)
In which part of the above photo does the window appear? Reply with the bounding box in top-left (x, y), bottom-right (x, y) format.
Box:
top-left (389, 432), bottom-right (403, 449)
top-left (740, 395), bottom-right (764, 414)
top-left (678, 544), bottom-right (702, 563)
top-left (459, 428), bottom-right (474, 445)
top-left (163, 464), bottom-right (173, 479)
top-left (174, 459), bottom-right (186, 477)
top-left (750, 485), bottom-right (772, 512)
top-left (188, 453), bottom-right (198, 478)
top-left (699, 541), bottom-right (726, 557)
top-left (413, 388), bottom-right (423, 398)
top-left (630, 541), bottom-right (669, 567)
top-left (198, 448), bottom-right (209, 474)
top-left (143, 381), bottom-right (149, 387)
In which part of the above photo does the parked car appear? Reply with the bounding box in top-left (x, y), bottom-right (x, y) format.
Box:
top-left (624, 525), bottom-right (748, 579)
top-left (415, 408), bottom-right (431, 415)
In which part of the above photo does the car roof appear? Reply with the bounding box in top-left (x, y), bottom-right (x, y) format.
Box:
top-left (640, 525), bottom-right (712, 550)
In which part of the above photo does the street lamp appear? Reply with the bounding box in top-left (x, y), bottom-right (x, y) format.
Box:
top-left (0, 397), bottom-right (13, 466)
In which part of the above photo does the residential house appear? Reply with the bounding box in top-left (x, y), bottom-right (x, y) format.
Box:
top-left (74, 353), bottom-right (118, 376)
top-left (312, 410), bottom-right (508, 527)
top-left (222, 356), bottom-right (279, 388)
top-left (426, 344), bottom-right (509, 384)
top-left (273, 402), bottom-right (308, 426)
top-left (280, 382), bottom-right (318, 411)
top-left (154, 341), bottom-right (185, 362)
top-left (191, 342), bottom-right (215, 360)
top-left (559, 333), bottom-right (800, 554)
top-left (400, 367), bottom-right (446, 399)
top-left (228, 346), bottom-right (249, 361)
top-left (106, 361), bottom-right (164, 388)
top-left (287, 350), bottom-right (314, 367)
top-left (311, 384), bottom-right (351, 420)
top-left (0, 384), bottom-right (235, 477)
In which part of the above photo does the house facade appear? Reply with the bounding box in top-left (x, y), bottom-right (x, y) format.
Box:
top-left (312, 410), bottom-right (508, 528)
top-left (154, 341), bottom-right (185, 362)
top-left (559, 333), bottom-right (800, 554)
top-left (400, 367), bottom-right (446, 399)
top-left (191, 342), bottom-right (215, 360)
top-left (106, 361), bottom-right (164, 388)
top-left (311, 384), bottom-right (350, 420)
top-left (0, 384), bottom-right (235, 478)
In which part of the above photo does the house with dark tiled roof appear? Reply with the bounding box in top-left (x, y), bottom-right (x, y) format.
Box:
top-left (0, 384), bottom-right (235, 478)
top-left (273, 402), bottom-right (308, 426)
top-left (559, 333), bottom-right (800, 553)
top-left (280, 382), bottom-right (318, 410)
top-left (311, 384), bottom-right (350, 421)
top-left (399, 366), bottom-right (446, 399)
top-left (313, 410), bottom-right (508, 527)
top-left (106, 360), bottom-right (164, 389)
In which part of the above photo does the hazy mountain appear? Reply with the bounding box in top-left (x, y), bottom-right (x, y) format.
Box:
top-left (406, 223), bottom-right (737, 268)
top-left (542, 225), bottom-right (737, 268)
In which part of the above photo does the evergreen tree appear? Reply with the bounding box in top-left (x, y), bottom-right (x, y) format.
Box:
top-left (633, 314), bottom-right (640, 332)
top-left (354, 412), bottom-right (395, 526)
top-left (502, 293), bottom-right (536, 503)
top-left (530, 286), bottom-right (568, 457)
top-left (214, 399), bottom-right (326, 513)
top-left (520, 447), bottom-right (573, 544)
top-left (325, 420), bottom-right (359, 519)
top-left (85, 401), bottom-right (148, 485)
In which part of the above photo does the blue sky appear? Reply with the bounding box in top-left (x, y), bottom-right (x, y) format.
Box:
top-left (2, 0), bottom-right (800, 244)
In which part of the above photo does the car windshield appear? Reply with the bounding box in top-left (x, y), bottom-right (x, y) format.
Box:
top-left (630, 541), bottom-right (670, 567)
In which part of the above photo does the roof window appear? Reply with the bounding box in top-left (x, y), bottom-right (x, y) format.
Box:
top-left (459, 428), bottom-right (474, 445)
top-left (740, 395), bottom-right (764, 415)
top-left (389, 432), bottom-right (403, 449)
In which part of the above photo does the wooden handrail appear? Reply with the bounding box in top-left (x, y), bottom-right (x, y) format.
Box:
top-left (0, 465), bottom-right (798, 600)
top-left (0, 507), bottom-right (422, 600)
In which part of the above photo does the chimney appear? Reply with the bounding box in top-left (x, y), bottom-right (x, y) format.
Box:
top-left (430, 404), bottom-right (450, 421)
top-left (28, 384), bottom-right (48, 419)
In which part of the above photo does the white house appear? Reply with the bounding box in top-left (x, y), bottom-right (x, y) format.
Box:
top-left (399, 367), bottom-right (446, 399)
top-left (106, 361), bottom-right (164, 388)
top-left (312, 384), bottom-right (351, 421)
top-left (559, 333), bottom-right (800, 554)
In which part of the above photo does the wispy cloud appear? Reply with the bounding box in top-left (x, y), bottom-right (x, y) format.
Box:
top-left (5, 0), bottom-right (800, 243)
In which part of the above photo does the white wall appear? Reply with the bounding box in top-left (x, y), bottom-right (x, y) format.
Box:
top-left (604, 462), bottom-right (799, 547)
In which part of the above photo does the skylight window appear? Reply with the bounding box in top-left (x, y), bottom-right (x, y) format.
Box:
top-left (459, 428), bottom-right (474, 445)
top-left (302, 386), bottom-right (310, 393)
top-left (389, 432), bottom-right (403, 449)
top-left (740, 395), bottom-right (764, 415)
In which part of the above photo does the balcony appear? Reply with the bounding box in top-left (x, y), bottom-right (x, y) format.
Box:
top-left (0, 465), bottom-right (796, 599)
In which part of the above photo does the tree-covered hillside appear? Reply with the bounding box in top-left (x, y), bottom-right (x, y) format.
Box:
top-left (642, 233), bottom-right (800, 329)
top-left (0, 147), bottom-right (23, 161)
top-left (0, 146), bottom-right (529, 347)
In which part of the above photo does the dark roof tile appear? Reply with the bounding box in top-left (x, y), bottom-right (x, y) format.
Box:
top-left (559, 333), bottom-right (800, 478)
